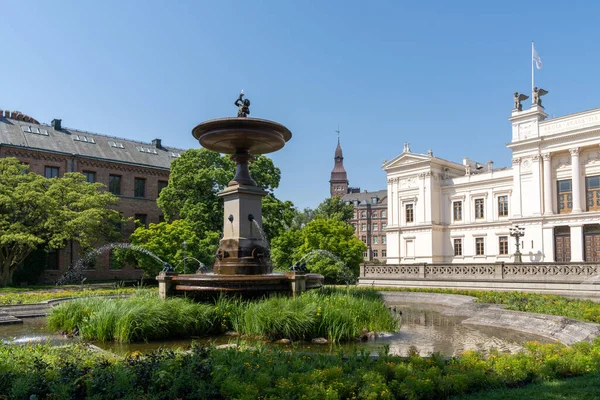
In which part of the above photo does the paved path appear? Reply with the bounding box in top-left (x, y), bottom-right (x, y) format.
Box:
top-left (380, 291), bottom-right (600, 345)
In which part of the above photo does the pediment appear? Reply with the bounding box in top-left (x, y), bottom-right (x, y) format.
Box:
top-left (382, 152), bottom-right (431, 170)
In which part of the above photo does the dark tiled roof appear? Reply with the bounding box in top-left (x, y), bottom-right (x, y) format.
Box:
top-left (341, 189), bottom-right (387, 205)
top-left (0, 116), bottom-right (187, 170)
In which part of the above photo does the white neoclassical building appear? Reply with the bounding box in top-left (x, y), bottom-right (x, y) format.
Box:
top-left (384, 98), bottom-right (600, 264)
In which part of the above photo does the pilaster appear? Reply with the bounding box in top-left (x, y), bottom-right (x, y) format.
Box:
top-left (570, 148), bottom-right (583, 213)
top-left (542, 153), bottom-right (553, 215)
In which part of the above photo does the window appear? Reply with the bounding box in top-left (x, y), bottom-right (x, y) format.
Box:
top-left (361, 235), bottom-right (366, 243)
top-left (373, 250), bottom-right (378, 258)
top-left (158, 215), bottom-right (165, 223)
top-left (158, 180), bottom-right (168, 196)
top-left (352, 224), bottom-right (356, 231)
top-left (381, 210), bottom-right (387, 218)
top-left (557, 179), bottom-right (572, 214)
top-left (373, 236), bottom-right (379, 244)
top-left (475, 198), bottom-right (485, 219)
top-left (373, 223), bottom-right (379, 231)
top-left (382, 235), bottom-right (387, 244)
top-left (405, 204), bottom-right (414, 223)
top-left (109, 175), bottom-right (121, 195)
top-left (373, 212), bottom-right (378, 218)
top-left (44, 166), bottom-right (59, 178)
top-left (362, 251), bottom-right (368, 258)
top-left (134, 178), bottom-right (146, 198)
top-left (371, 197), bottom-right (378, 205)
top-left (586, 176), bottom-right (600, 211)
top-left (382, 249), bottom-right (387, 257)
top-left (453, 238), bottom-right (462, 256)
top-left (453, 201), bottom-right (462, 221)
top-left (361, 223), bottom-right (367, 231)
top-left (498, 196), bottom-right (509, 217)
top-left (135, 214), bottom-right (148, 228)
top-left (475, 237), bottom-right (485, 256)
top-left (83, 171), bottom-right (95, 183)
top-left (499, 236), bottom-right (509, 255)
top-left (360, 211), bottom-right (366, 218)
top-left (382, 223), bottom-right (387, 230)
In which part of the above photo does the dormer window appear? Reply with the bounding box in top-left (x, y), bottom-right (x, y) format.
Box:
top-left (371, 197), bottom-right (378, 204)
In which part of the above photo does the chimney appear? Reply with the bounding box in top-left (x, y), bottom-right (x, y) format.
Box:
top-left (152, 138), bottom-right (162, 149)
top-left (487, 160), bottom-right (494, 172)
top-left (51, 119), bottom-right (62, 131)
top-left (4, 110), bottom-right (8, 118)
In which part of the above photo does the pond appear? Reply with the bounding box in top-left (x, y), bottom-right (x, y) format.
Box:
top-left (0, 305), bottom-right (552, 357)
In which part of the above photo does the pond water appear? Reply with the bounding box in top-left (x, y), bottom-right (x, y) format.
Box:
top-left (0, 305), bottom-right (552, 357)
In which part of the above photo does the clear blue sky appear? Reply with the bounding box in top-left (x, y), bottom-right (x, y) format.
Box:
top-left (2, 1), bottom-right (600, 210)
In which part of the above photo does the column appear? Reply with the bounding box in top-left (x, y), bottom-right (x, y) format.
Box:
top-left (570, 148), bottom-right (582, 213)
top-left (512, 158), bottom-right (522, 217)
top-left (531, 155), bottom-right (542, 215)
top-left (542, 153), bottom-right (553, 215)
top-left (570, 224), bottom-right (584, 262)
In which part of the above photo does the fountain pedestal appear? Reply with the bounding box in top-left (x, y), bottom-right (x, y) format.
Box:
top-left (216, 184), bottom-right (270, 275)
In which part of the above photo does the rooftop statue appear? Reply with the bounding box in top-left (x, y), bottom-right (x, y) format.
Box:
top-left (235, 91), bottom-right (251, 117)
top-left (532, 87), bottom-right (549, 107)
top-left (513, 92), bottom-right (529, 111)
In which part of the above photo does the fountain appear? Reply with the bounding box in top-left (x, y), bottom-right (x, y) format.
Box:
top-left (156, 92), bottom-right (324, 298)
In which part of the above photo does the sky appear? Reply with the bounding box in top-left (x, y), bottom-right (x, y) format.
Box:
top-left (2, 1), bottom-right (600, 210)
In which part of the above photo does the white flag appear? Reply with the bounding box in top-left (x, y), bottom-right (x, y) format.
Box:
top-left (533, 45), bottom-right (542, 69)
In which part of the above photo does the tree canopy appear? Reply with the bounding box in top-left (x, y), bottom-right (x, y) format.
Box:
top-left (271, 218), bottom-right (366, 283)
top-left (0, 158), bottom-right (122, 286)
top-left (312, 196), bottom-right (354, 222)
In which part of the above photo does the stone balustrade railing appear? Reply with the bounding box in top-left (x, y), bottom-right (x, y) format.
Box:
top-left (360, 263), bottom-right (600, 283)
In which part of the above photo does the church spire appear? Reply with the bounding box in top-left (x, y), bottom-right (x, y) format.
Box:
top-left (330, 130), bottom-right (348, 197)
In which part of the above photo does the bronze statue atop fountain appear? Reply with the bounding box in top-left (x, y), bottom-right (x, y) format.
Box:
top-left (235, 92), bottom-right (251, 117)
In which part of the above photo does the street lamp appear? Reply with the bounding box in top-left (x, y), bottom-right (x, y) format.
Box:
top-left (509, 225), bottom-right (525, 263)
top-left (182, 241), bottom-right (188, 274)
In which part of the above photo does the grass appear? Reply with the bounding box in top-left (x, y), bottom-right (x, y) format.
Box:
top-left (363, 286), bottom-right (600, 324)
top-left (47, 287), bottom-right (399, 343)
top-left (453, 373), bottom-right (600, 399)
top-left (3, 338), bottom-right (600, 399)
top-left (0, 286), bottom-right (141, 305)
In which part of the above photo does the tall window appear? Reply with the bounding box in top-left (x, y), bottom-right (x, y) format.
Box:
top-left (499, 236), bottom-right (509, 255)
top-left (382, 235), bottom-right (387, 244)
top-left (360, 211), bottom-right (366, 218)
top-left (453, 201), bottom-right (462, 221)
top-left (373, 223), bottom-right (379, 231)
top-left (134, 178), bottom-right (146, 198)
top-left (475, 237), bottom-right (485, 255)
top-left (453, 238), bottom-right (462, 256)
top-left (361, 223), bottom-right (367, 231)
top-left (361, 235), bottom-right (366, 243)
top-left (83, 171), bottom-right (96, 183)
top-left (373, 236), bottom-right (379, 244)
top-left (373, 212), bottom-right (378, 218)
top-left (557, 179), bottom-right (572, 214)
top-left (498, 195), bottom-right (509, 217)
top-left (109, 175), bottom-right (121, 195)
top-left (381, 210), bottom-right (387, 218)
top-left (44, 166), bottom-right (59, 178)
top-left (382, 249), bottom-right (387, 257)
top-left (586, 175), bottom-right (600, 211)
top-left (405, 204), bottom-right (414, 223)
top-left (475, 199), bottom-right (485, 219)
top-left (382, 223), bottom-right (387, 230)
top-left (135, 214), bottom-right (148, 228)
top-left (373, 250), bottom-right (378, 258)
top-left (158, 180), bottom-right (168, 196)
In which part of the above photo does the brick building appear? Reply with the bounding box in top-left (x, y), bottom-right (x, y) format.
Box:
top-left (328, 138), bottom-right (387, 262)
top-left (0, 109), bottom-right (185, 282)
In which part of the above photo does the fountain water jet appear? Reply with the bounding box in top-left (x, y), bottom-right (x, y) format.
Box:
top-left (156, 93), bottom-right (323, 298)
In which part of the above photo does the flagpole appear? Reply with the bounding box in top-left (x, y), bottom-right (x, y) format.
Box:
top-left (531, 41), bottom-right (534, 91)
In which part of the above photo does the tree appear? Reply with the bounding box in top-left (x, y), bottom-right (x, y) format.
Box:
top-left (313, 196), bottom-right (354, 222)
top-left (0, 158), bottom-right (122, 286)
top-left (261, 194), bottom-right (296, 241)
top-left (271, 218), bottom-right (366, 283)
top-left (121, 219), bottom-right (220, 277)
top-left (157, 149), bottom-right (282, 234)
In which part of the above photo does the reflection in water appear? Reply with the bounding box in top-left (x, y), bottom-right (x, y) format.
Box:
top-left (0, 307), bottom-right (553, 357)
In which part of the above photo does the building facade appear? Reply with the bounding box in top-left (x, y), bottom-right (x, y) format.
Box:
top-left (384, 95), bottom-right (600, 265)
top-left (328, 137), bottom-right (387, 262)
top-left (0, 109), bottom-right (184, 282)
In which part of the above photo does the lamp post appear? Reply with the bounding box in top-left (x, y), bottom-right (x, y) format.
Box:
top-left (182, 241), bottom-right (187, 274)
top-left (509, 225), bottom-right (525, 263)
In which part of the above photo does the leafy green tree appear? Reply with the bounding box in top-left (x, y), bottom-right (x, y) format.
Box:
top-left (271, 218), bottom-right (365, 283)
top-left (261, 194), bottom-right (296, 241)
top-left (0, 158), bottom-right (122, 286)
top-left (122, 219), bottom-right (220, 277)
top-left (157, 149), bottom-right (282, 234)
top-left (313, 196), bottom-right (354, 222)
top-left (289, 207), bottom-right (315, 230)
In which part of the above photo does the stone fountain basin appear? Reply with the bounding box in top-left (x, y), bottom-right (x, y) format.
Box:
top-left (192, 117), bottom-right (292, 154)
top-left (159, 272), bottom-right (323, 298)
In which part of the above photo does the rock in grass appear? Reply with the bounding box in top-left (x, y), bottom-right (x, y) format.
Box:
top-left (311, 337), bottom-right (328, 344)
top-left (224, 331), bottom-right (239, 337)
top-left (215, 344), bottom-right (238, 350)
top-left (275, 338), bottom-right (291, 344)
